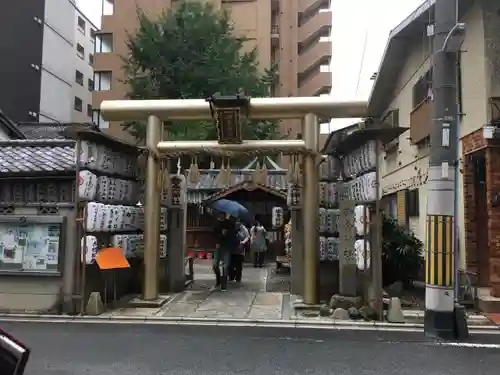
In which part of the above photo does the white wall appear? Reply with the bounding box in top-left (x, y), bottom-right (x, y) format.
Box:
top-left (73, 8), bottom-right (97, 123)
top-left (378, 32), bottom-right (431, 245)
top-left (376, 2), bottom-right (487, 269)
top-left (456, 3), bottom-right (488, 270)
top-left (40, 0), bottom-right (75, 122)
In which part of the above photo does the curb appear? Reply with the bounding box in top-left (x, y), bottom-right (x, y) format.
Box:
top-left (0, 313), bottom-right (498, 332)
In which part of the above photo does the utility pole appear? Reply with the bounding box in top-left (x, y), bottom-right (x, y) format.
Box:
top-left (425, 0), bottom-right (466, 339)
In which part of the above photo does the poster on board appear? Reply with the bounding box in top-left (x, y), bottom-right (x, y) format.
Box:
top-left (0, 224), bottom-right (61, 271)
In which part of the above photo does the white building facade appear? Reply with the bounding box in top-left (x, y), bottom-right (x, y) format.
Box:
top-left (39, 0), bottom-right (97, 123)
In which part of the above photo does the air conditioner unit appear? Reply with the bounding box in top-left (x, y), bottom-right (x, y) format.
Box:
top-left (483, 124), bottom-right (498, 139)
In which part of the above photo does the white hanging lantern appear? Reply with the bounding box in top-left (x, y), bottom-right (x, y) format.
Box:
top-left (354, 205), bottom-right (371, 235)
top-left (355, 239), bottom-right (371, 270)
top-left (271, 206), bottom-right (284, 227)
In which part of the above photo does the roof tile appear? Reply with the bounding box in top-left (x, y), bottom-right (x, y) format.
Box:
top-left (0, 141), bottom-right (75, 176)
top-left (186, 169), bottom-right (288, 190)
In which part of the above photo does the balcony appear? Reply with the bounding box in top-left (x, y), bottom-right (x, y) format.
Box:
top-left (298, 11), bottom-right (332, 45)
top-left (410, 97), bottom-right (431, 144)
top-left (92, 52), bottom-right (121, 74)
top-left (298, 40), bottom-right (331, 74)
top-left (298, 70), bottom-right (331, 96)
top-left (271, 24), bottom-right (279, 47)
top-left (299, 0), bottom-right (330, 15)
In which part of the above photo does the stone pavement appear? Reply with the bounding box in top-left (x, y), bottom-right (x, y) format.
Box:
top-left (107, 291), bottom-right (285, 320)
top-left (160, 290), bottom-right (284, 319)
top-left (92, 260), bottom-right (496, 327)
top-left (107, 259), bottom-right (288, 320)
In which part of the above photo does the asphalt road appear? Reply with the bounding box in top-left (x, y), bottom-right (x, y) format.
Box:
top-left (3, 322), bottom-right (500, 375)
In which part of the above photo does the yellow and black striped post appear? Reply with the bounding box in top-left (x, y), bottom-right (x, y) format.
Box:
top-left (425, 215), bottom-right (455, 288)
top-left (424, 0), bottom-right (466, 340)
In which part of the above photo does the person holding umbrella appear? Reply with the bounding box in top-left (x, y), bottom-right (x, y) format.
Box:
top-left (211, 213), bottom-right (236, 292)
top-left (210, 199), bottom-right (250, 291)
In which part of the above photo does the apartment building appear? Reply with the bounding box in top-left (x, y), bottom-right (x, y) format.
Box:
top-left (367, 0), bottom-right (500, 310)
top-left (93, 0), bottom-right (332, 141)
top-left (0, 0), bottom-right (97, 124)
top-left (74, 10), bottom-right (99, 123)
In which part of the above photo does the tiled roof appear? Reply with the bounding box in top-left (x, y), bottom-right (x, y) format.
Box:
top-left (17, 122), bottom-right (96, 140)
top-left (204, 182), bottom-right (287, 203)
top-left (186, 169), bottom-right (288, 204)
top-left (0, 140), bottom-right (75, 176)
top-left (187, 169), bottom-right (288, 190)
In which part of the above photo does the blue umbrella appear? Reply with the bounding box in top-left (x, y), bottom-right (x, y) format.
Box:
top-left (212, 199), bottom-right (251, 223)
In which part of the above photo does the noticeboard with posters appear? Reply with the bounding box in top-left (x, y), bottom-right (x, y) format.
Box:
top-left (0, 216), bottom-right (65, 275)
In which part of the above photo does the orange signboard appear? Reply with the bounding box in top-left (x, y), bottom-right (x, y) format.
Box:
top-left (95, 247), bottom-right (130, 270)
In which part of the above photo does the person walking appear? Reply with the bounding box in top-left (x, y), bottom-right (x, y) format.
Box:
top-left (211, 214), bottom-right (236, 292)
top-left (250, 216), bottom-right (267, 268)
top-left (229, 220), bottom-right (249, 283)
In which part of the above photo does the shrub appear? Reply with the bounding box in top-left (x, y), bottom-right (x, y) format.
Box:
top-left (381, 216), bottom-right (423, 287)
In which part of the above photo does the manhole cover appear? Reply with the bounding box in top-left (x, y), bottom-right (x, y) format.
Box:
top-left (300, 311), bottom-right (320, 318)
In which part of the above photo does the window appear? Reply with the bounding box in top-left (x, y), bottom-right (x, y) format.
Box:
top-left (89, 53), bottom-right (94, 65)
top-left (95, 33), bottom-right (113, 53)
top-left (88, 78), bottom-right (94, 91)
top-left (76, 44), bottom-right (85, 59)
top-left (87, 104), bottom-right (93, 118)
top-left (90, 28), bottom-right (96, 43)
top-left (77, 16), bottom-right (86, 34)
top-left (75, 70), bottom-right (84, 85)
top-left (103, 0), bottom-right (114, 16)
top-left (0, 219), bottom-right (64, 274)
top-left (412, 69), bottom-right (432, 108)
top-left (93, 71), bottom-right (112, 91)
top-left (74, 97), bottom-right (83, 112)
top-left (93, 110), bottom-right (109, 129)
top-left (406, 189), bottom-right (419, 217)
top-left (384, 195), bottom-right (397, 219)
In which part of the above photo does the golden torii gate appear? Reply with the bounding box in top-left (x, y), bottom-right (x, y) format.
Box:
top-left (101, 96), bottom-right (366, 305)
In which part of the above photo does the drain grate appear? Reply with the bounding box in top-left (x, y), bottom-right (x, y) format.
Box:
top-left (300, 311), bottom-right (320, 318)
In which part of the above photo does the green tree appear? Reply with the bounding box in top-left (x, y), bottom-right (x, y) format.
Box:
top-left (122, 1), bottom-right (279, 143)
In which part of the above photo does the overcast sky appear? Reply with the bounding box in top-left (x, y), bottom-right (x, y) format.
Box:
top-left (77, 0), bottom-right (425, 132)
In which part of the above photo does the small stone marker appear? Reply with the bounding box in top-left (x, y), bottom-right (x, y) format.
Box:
top-left (85, 292), bottom-right (105, 316)
top-left (387, 297), bottom-right (405, 323)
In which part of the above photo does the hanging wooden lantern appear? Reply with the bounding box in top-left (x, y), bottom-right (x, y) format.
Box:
top-left (206, 92), bottom-right (249, 144)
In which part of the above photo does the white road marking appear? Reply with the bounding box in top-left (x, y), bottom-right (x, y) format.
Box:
top-left (430, 342), bottom-right (500, 349)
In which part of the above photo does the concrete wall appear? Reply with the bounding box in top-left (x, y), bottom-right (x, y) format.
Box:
top-left (456, 3), bottom-right (488, 270)
top-left (0, 206), bottom-right (77, 313)
top-left (0, 0), bottom-right (45, 122)
top-left (73, 7), bottom-right (97, 123)
top-left (377, 2), bottom-right (487, 269)
top-left (378, 33), bottom-right (431, 244)
top-left (40, 0), bottom-right (75, 122)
